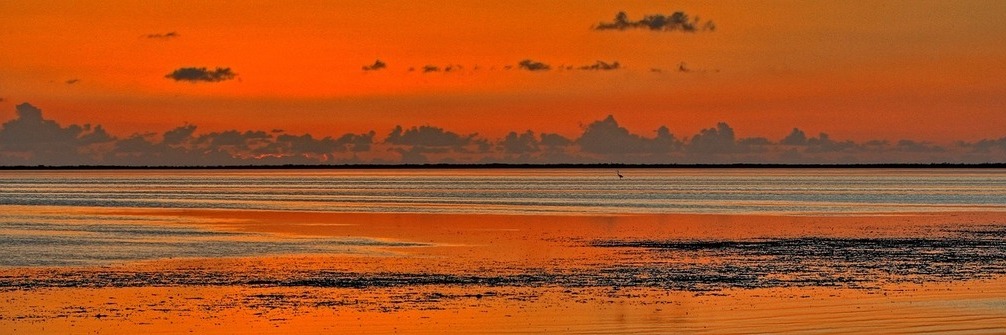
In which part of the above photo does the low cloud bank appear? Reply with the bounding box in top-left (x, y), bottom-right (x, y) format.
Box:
top-left (1, 103), bottom-right (1003, 166)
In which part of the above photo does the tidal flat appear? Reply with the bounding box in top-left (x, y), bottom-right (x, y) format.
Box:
top-left (3, 169), bottom-right (1006, 333)
top-left (3, 210), bottom-right (1006, 334)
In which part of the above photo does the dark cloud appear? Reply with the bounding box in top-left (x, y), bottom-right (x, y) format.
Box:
top-left (688, 123), bottom-right (736, 154)
top-left (518, 59), bottom-right (551, 71)
top-left (392, 147), bottom-right (430, 164)
top-left (579, 60), bottom-right (621, 71)
top-left (271, 134), bottom-right (339, 155)
top-left (678, 62), bottom-right (692, 73)
top-left (962, 137), bottom-right (1006, 153)
top-left (362, 59), bottom-right (387, 71)
top-left (410, 64), bottom-right (464, 73)
top-left (384, 125), bottom-right (487, 162)
top-left (594, 11), bottom-right (715, 32)
top-left (263, 132), bottom-right (375, 156)
top-left (676, 62), bottom-right (719, 74)
top-left (781, 128), bottom-right (808, 146)
top-left (145, 32), bottom-right (179, 39)
top-left (0, 103), bottom-right (114, 165)
top-left (165, 67), bottom-right (237, 83)
top-left (162, 124), bottom-right (197, 146)
top-left (197, 130), bottom-right (271, 148)
top-left (896, 140), bottom-right (944, 153)
top-left (114, 134), bottom-right (161, 155)
top-left (578, 115), bottom-right (681, 155)
top-left (805, 133), bottom-right (859, 153)
top-left (336, 132), bottom-right (376, 152)
top-left (499, 131), bottom-right (540, 154)
top-left (65, 79), bottom-right (80, 85)
top-left (736, 137), bottom-right (772, 154)
top-left (4, 103), bottom-right (1006, 166)
top-left (540, 133), bottom-right (572, 148)
top-left (385, 125), bottom-right (474, 148)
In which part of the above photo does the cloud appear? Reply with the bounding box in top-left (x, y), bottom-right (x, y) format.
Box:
top-left (264, 131), bottom-right (375, 155)
top-left (896, 140), bottom-right (944, 153)
top-left (781, 128), bottom-right (808, 145)
top-left (196, 130), bottom-right (271, 148)
top-left (499, 131), bottom-right (540, 154)
top-left (518, 59), bottom-right (551, 71)
top-left (392, 146), bottom-right (431, 164)
top-left (688, 122), bottom-right (736, 154)
top-left (4, 103), bottom-right (1006, 166)
top-left (65, 79), bottom-right (80, 85)
top-left (577, 115), bottom-right (681, 155)
top-left (579, 60), bottom-right (621, 71)
top-left (540, 133), bottom-right (572, 148)
top-left (362, 59), bottom-right (387, 71)
top-left (145, 32), bottom-right (179, 39)
top-left (165, 67), bottom-right (237, 83)
top-left (336, 132), bottom-right (376, 152)
top-left (383, 125), bottom-right (488, 162)
top-left (162, 124), bottom-right (197, 146)
top-left (413, 64), bottom-right (465, 73)
top-left (805, 133), bottom-right (859, 153)
top-left (962, 137), bottom-right (1006, 153)
top-left (594, 11), bottom-right (715, 32)
top-left (0, 103), bottom-right (114, 165)
top-left (676, 62), bottom-right (719, 74)
top-left (385, 125), bottom-right (474, 148)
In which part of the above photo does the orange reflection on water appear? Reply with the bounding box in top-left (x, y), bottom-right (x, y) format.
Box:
top-left (3, 209), bottom-right (1006, 333)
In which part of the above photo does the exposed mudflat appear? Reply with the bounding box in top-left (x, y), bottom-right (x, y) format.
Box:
top-left (3, 210), bottom-right (1006, 334)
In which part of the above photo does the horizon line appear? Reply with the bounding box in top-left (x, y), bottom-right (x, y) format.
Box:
top-left (3, 163), bottom-right (1006, 170)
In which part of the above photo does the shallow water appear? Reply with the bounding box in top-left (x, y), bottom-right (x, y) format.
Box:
top-left (2, 169), bottom-right (1005, 215)
top-left (3, 169), bottom-right (1005, 267)
top-left (2, 169), bottom-right (1006, 333)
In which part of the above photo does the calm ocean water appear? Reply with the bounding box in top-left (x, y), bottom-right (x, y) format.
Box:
top-left (2, 168), bottom-right (1006, 266)
top-left (2, 169), bottom-right (1005, 215)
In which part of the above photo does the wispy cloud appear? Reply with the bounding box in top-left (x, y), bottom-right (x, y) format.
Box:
top-left (362, 59), bottom-right (387, 71)
top-left (144, 31), bottom-right (179, 39)
top-left (518, 59), bottom-right (551, 71)
top-left (579, 60), bottom-right (621, 71)
top-left (165, 67), bottom-right (237, 83)
top-left (594, 11), bottom-right (715, 32)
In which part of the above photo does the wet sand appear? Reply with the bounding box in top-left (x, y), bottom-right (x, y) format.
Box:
top-left (3, 209), bottom-right (1006, 333)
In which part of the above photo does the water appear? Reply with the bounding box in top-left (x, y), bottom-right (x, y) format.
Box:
top-left (2, 168), bottom-right (1006, 267)
top-left (2, 169), bottom-right (1005, 215)
top-left (4, 169), bottom-right (1006, 334)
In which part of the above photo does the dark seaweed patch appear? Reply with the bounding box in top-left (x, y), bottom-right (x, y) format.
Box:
top-left (3, 226), bottom-right (1005, 293)
top-left (590, 226), bottom-right (1006, 288)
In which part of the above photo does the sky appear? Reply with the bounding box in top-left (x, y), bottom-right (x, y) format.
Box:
top-left (2, 0), bottom-right (1006, 165)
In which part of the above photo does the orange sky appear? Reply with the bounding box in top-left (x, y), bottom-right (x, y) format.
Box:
top-left (2, 0), bottom-right (1006, 143)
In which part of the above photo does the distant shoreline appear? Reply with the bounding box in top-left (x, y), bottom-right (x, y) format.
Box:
top-left (2, 163), bottom-right (1006, 170)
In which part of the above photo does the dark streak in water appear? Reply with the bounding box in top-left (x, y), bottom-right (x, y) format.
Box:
top-left (591, 225), bottom-right (1006, 288)
top-left (4, 226), bottom-right (1005, 293)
